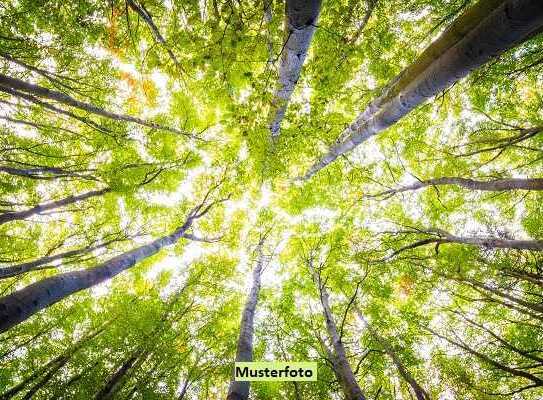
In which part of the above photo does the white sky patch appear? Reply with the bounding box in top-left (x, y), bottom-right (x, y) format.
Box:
top-left (236, 88), bottom-right (252, 104)
top-left (349, 138), bottom-right (385, 166)
top-left (148, 69), bottom-right (172, 117)
top-left (258, 183), bottom-right (273, 208)
top-left (117, 197), bottom-right (131, 231)
top-left (438, 388), bottom-right (456, 400)
top-left (91, 279), bottom-right (112, 298)
top-left (293, 84), bottom-right (312, 115)
top-left (147, 255), bottom-right (183, 280)
top-left (84, 43), bottom-right (109, 60)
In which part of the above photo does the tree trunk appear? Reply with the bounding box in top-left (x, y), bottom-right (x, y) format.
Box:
top-left (384, 229), bottom-right (543, 260)
top-left (357, 0), bottom-right (506, 124)
top-left (308, 258), bottom-right (365, 400)
top-left (0, 237), bottom-right (122, 280)
top-left (370, 177), bottom-right (543, 198)
top-left (0, 165), bottom-right (97, 181)
top-left (0, 202), bottom-right (213, 333)
top-left (0, 73), bottom-right (190, 136)
top-left (440, 231), bottom-right (543, 252)
top-left (355, 307), bottom-right (430, 400)
top-left (269, 0), bottom-right (322, 138)
top-left (302, 0), bottom-right (543, 179)
top-left (0, 188), bottom-right (110, 225)
top-left (226, 239), bottom-right (266, 400)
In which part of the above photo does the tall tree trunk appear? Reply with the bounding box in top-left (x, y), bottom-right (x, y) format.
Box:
top-left (0, 237), bottom-right (123, 280)
top-left (0, 165), bottom-right (97, 181)
top-left (308, 258), bottom-right (365, 400)
top-left (0, 74), bottom-right (191, 137)
top-left (302, 0), bottom-right (543, 179)
top-left (355, 307), bottom-right (430, 400)
top-left (0, 197), bottom-right (222, 333)
top-left (268, 0), bottom-right (322, 139)
top-left (357, 0), bottom-right (505, 124)
top-left (437, 231), bottom-right (543, 252)
top-left (0, 188), bottom-right (110, 225)
top-left (384, 229), bottom-right (543, 260)
top-left (226, 239), bottom-right (266, 400)
top-left (369, 177), bottom-right (543, 198)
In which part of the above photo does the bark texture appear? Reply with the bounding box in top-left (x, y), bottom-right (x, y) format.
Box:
top-left (0, 73), bottom-right (190, 136)
top-left (302, 0), bottom-right (543, 179)
top-left (370, 177), bottom-right (543, 198)
top-left (0, 188), bottom-right (110, 225)
top-left (269, 0), bottom-right (322, 138)
top-left (0, 238), bottom-right (121, 280)
top-left (309, 258), bottom-right (365, 400)
top-left (384, 228), bottom-right (543, 261)
top-left (226, 239), bottom-right (266, 400)
top-left (0, 201), bottom-right (215, 333)
top-left (357, 0), bottom-right (505, 124)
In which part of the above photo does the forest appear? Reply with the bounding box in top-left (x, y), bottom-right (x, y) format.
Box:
top-left (0, 0), bottom-right (542, 399)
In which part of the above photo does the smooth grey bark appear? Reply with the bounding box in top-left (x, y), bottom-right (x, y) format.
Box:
top-left (0, 237), bottom-right (124, 280)
top-left (0, 188), bottom-right (110, 225)
top-left (269, 0), bottom-right (322, 138)
top-left (308, 258), bottom-right (365, 400)
top-left (0, 197), bottom-right (223, 333)
top-left (383, 228), bottom-right (543, 261)
top-left (356, 0), bottom-right (505, 125)
top-left (0, 165), bottom-right (98, 181)
top-left (302, 0), bottom-right (543, 179)
top-left (434, 230), bottom-right (543, 252)
top-left (369, 177), bottom-right (543, 198)
top-left (226, 239), bottom-right (266, 400)
top-left (0, 73), bottom-right (193, 137)
top-left (355, 307), bottom-right (430, 400)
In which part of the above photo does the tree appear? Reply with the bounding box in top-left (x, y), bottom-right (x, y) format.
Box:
top-left (301, 0), bottom-right (543, 179)
top-left (1, 0), bottom-right (543, 398)
top-left (227, 236), bottom-right (267, 400)
top-left (307, 244), bottom-right (366, 400)
top-left (0, 188), bottom-right (229, 333)
top-left (268, 0), bottom-right (322, 139)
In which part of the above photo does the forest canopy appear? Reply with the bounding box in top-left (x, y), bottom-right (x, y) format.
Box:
top-left (1, 0), bottom-right (543, 399)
